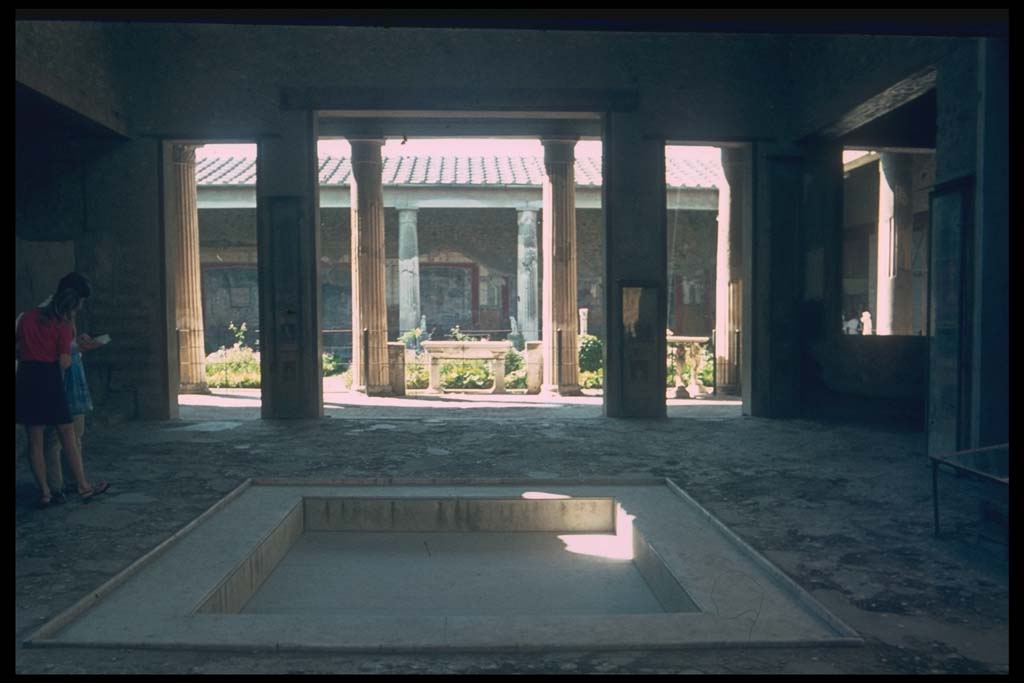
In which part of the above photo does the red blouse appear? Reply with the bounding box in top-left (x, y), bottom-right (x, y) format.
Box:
top-left (16, 308), bottom-right (73, 363)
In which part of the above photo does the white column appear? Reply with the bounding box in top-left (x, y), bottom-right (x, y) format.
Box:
top-left (173, 144), bottom-right (209, 394)
top-left (398, 208), bottom-right (420, 335)
top-left (875, 158), bottom-right (895, 335)
top-left (516, 208), bottom-right (540, 341)
top-left (714, 167), bottom-right (732, 390)
top-left (875, 154), bottom-right (913, 335)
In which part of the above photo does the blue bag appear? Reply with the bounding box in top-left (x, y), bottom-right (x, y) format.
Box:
top-left (64, 342), bottom-right (93, 415)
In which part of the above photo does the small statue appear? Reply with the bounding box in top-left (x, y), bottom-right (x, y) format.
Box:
top-left (860, 310), bottom-right (873, 335)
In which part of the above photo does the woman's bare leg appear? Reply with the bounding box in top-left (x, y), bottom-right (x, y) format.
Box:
top-left (27, 425), bottom-right (51, 500)
top-left (56, 423), bottom-right (91, 494)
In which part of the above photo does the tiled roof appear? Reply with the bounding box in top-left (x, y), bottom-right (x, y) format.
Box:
top-left (196, 156), bottom-right (720, 190)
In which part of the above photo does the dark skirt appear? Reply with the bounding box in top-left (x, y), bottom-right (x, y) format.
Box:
top-left (16, 361), bottom-right (72, 426)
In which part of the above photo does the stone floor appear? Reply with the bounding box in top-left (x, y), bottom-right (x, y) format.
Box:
top-left (14, 390), bottom-right (1008, 674)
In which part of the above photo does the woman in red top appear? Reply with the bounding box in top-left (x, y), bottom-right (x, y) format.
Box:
top-left (16, 278), bottom-right (108, 507)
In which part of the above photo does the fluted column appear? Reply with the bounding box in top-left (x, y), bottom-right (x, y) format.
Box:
top-left (541, 139), bottom-right (581, 396)
top-left (173, 144), bottom-right (209, 394)
top-left (398, 209), bottom-right (421, 335)
top-left (516, 208), bottom-right (540, 341)
top-left (349, 139), bottom-right (390, 394)
top-left (876, 153), bottom-right (914, 335)
top-left (713, 162), bottom-right (733, 391)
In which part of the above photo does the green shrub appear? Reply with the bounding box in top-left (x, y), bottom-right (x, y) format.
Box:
top-left (322, 352), bottom-right (347, 377)
top-left (449, 325), bottom-right (472, 341)
top-left (207, 345), bottom-right (261, 388)
top-left (579, 369), bottom-right (603, 389)
top-left (666, 361), bottom-right (679, 388)
top-left (399, 327), bottom-right (428, 350)
top-left (406, 361), bottom-right (429, 389)
top-left (578, 334), bottom-right (604, 372)
top-left (228, 320), bottom-right (248, 347)
top-left (504, 348), bottom-right (524, 374)
top-left (504, 367), bottom-right (528, 389)
top-left (441, 360), bottom-right (493, 389)
top-left (699, 349), bottom-right (715, 387)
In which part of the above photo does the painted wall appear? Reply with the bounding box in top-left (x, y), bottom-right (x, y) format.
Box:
top-left (196, 206), bottom-right (713, 358)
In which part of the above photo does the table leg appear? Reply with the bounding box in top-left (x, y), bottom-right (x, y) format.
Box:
top-left (428, 356), bottom-right (441, 393)
top-left (492, 355), bottom-right (505, 394)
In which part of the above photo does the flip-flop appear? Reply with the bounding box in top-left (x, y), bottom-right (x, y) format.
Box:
top-left (80, 481), bottom-right (110, 503)
top-left (51, 491), bottom-right (67, 505)
top-left (37, 496), bottom-right (52, 509)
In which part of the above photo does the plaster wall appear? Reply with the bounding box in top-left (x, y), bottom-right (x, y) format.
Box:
top-left (15, 21), bottom-right (129, 136)
top-left (787, 35), bottom-right (964, 140)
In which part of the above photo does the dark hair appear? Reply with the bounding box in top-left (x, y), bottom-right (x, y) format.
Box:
top-left (42, 287), bottom-right (82, 321)
top-left (41, 272), bottom-right (89, 322)
top-left (57, 272), bottom-right (91, 300)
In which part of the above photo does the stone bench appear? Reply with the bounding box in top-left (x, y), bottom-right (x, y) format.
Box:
top-left (420, 340), bottom-right (513, 394)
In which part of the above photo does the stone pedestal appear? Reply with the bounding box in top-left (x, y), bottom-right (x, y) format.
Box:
top-left (540, 140), bottom-right (581, 396)
top-left (525, 340), bottom-right (543, 394)
top-left (388, 342), bottom-right (406, 397)
top-left (172, 144), bottom-right (209, 394)
top-left (349, 139), bottom-right (390, 395)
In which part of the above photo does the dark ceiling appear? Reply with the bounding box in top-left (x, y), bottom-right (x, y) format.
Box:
top-left (840, 89), bottom-right (937, 150)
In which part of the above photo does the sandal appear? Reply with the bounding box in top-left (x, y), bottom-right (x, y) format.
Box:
top-left (37, 495), bottom-right (52, 509)
top-left (80, 481), bottom-right (110, 503)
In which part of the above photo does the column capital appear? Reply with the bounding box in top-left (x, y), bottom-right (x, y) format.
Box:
top-left (171, 144), bottom-right (199, 165)
top-left (349, 138), bottom-right (385, 165)
top-left (541, 138), bottom-right (578, 165)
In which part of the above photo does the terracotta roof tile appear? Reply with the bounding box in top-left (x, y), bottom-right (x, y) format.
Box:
top-left (195, 155), bottom-right (720, 189)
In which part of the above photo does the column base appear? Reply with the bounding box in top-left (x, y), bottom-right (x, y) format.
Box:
top-left (672, 385), bottom-right (693, 399)
top-left (363, 384), bottom-right (394, 397)
top-left (179, 383), bottom-right (211, 395)
top-left (541, 383), bottom-right (582, 397)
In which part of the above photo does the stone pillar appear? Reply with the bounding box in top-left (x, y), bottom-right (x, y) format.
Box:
top-left (540, 139), bottom-right (581, 396)
top-left (516, 208), bottom-right (540, 341)
top-left (745, 143), bottom-right (803, 417)
top-left (603, 113), bottom-right (667, 418)
top-left (388, 341), bottom-right (406, 396)
top-left (173, 144), bottom-right (209, 394)
top-left (256, 110), bottom-right (323, 419)
top-left (876, 153), bottom-right (914, 335)
top-left (349, 139), bottom-right (390, 395)
top-left (970, 38), bottom-right (1008, 448)
top-left (398, 208), bottom-right (421, 336)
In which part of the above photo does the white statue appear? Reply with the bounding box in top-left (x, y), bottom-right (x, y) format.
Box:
top-left (860, 311), bottom-right (873, 336)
